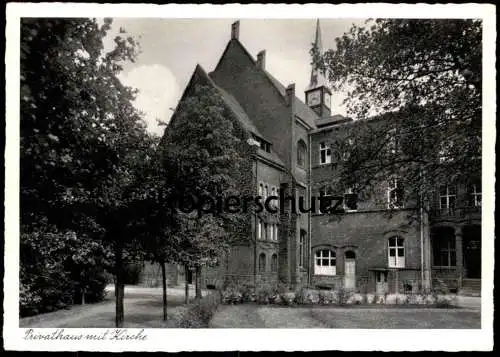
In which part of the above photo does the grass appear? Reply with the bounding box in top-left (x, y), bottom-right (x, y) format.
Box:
top-left (210, 305), bottom-right (481, 329)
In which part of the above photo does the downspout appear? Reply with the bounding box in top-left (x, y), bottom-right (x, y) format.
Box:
top-left (308, 130), bottom-right (313, 285)
top-left (254, 158), bottom-right (258, 290)
top-left (420, 193), bottom-right (425, 292)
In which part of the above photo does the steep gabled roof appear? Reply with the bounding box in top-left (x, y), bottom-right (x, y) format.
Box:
top-left (263, 70), bottom-right (318, 129)
top-left (214, 38), bottom-right (318, 129)
top-left (165, 64), bottom-right (285, 168)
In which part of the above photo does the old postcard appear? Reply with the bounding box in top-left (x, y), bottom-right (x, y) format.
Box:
top-left (4, 2), bottom-right (495, 352)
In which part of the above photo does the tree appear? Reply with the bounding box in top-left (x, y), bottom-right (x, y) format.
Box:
top-left (20, 18), bottom-right (148, 327)
top-left (312, 19), bottom-right (482, 216)
top-left (161, 84), bottom-right (252, 301)
top-left (130, 135), bottom-right (180, 321)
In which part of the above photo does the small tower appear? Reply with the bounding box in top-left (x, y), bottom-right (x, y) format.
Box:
top-left (304, 19), bottom-right (332, 118)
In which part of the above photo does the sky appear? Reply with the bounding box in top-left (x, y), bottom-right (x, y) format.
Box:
top-left (102, 18), bottom-right (367, 135)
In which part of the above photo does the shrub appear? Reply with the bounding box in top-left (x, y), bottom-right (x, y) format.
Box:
top-left (256, 284), bottom-right (274, 305)
top-left (318, 290), bottom-right (337, 305)
top-left (435, 294), bottom-right (457, 308)
top-left (335, 288), bottom-right (351, 306)
top-left (178, 291), bottom-right (222, 328)
top-left (346, 293), bottom-right (365, 305)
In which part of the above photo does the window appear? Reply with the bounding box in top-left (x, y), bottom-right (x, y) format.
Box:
top-left (439, 185), bottom-right (456, 213)
top-left (432, 228), bottom-right (456, 267)
top-left (319, 185), bottom-right (335, 213)
top-left (438, 140), bottom-right (455, 163)
top-left (259, 253), bottom-right (266, 273)
top-left (387, 177), bottom-right (404, 209)
top-left (319, 142), bottom-right (332, 165)
top-left (314, 249), bottom-right (336, 275)
top-left (274, 225), bottom-right (279, 242)
top-left (259, 183), bottom-right (264, 197)
top-left (342, 138), bottom-right (354, 161)
top-left (257, 219), bottom-right (262, 240)
top-left (469, 181), bottom-right (482, 207)
top-left (269, 223), bottom-right (274, 241)
top-left (388, 237), bottom-right (405, 268)
top-left (264, 223), bottom-right (268, 240)
top-left (271, 254), bottom-right (278, 272)
top-left (264, 185), bottom-right (268, 200)
top-left (297, 140), bottom-right (307, 168)
top-left (344, 187), bottom-right (358, 211)
top-left (299, 230), bottom-right (307, 267)
top-left (387, 129), bottom-right (398, 155)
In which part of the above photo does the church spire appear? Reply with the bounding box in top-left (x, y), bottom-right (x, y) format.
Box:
top-left (305, 19), bottom-right (332, 118)
top-left (308, 19), bottom-right (327, 90)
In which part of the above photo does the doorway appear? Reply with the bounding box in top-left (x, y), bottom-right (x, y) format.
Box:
top-left (376, 271), bottom-right (389, 294)
top-left (463, 225), bottom-right (481, 279)
top-left (344, 250), bottom-right (356, 290)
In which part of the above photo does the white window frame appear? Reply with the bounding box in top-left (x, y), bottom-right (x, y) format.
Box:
top-left (387, 177), bottom-right (404, 209)
top-left (388, 237), bottom-right (405, 268)
top-left (439, 185), bottom-right (456, 212)
top-left (387, 129), bottom-right (398, 155)
top-left (471, 183), bottom-right (481, 207)
top-left (314, 249), bottom-right (336, 275)
top-left (319, 142), bottom-right (332, 165)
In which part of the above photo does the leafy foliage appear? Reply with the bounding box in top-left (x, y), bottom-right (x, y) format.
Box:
top-left (20, 230), bottom-right (112, 316)
top-left (20, 18), bottom-right (153, 323)
top-left (312, 19), bottom-right (482, 214)
top-left (161, 84), bottom-right (253, 271)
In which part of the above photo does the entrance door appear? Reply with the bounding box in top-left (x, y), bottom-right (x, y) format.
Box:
top-left (344, 251), bottom-right (356, 290)
top-left (376, 271), bottom-right (389, 294)
top-left (186, 269), bottom-right (193, 284)
top-left (464, 225), bottom-right (481, 278)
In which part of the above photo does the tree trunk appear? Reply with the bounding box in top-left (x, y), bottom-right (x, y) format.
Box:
top-left (184, 265), bottom-right (189, 305)
top-left (115, 242), bottom-right (124, 328)
top-left (161, 260), bottom-right (168, 321)
top-left (195, 265), bottom-right (202, 299)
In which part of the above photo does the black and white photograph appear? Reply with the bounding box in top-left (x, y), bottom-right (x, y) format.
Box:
top-left (4, 3), bottom-right (495, 352)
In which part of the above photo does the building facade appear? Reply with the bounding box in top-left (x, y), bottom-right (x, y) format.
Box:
top-left (152, 20), bottom-right (481, 295)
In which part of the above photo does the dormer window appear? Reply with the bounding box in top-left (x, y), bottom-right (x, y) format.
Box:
top-left (319, 142), bottom-right (332, 165)
top-left (297, 140), bottom-right (307, 168)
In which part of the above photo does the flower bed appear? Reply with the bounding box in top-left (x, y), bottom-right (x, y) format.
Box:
top-left (221, 283), bottom-right (458, 308)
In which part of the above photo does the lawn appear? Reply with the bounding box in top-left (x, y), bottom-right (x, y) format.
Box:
top-left (209, 305), bottom-right (481, 329)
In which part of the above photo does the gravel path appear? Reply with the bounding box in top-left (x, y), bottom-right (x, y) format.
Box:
top-left (20, 285), bottom-right (200, 328)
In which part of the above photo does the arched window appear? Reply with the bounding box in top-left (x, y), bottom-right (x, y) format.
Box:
top-left (271, 254), bottom-right (278, 272)
top-left (259, 183), bottom-right (264, 197)
top-left (264, 185), bottom-right (268, 200)
top-left (314, 249), bottom-right (336, 275)
top-left (259, 253), bottom-right (266, 273)
top-left (299, 230), bottom-right (307, 267)
top-left (257, 219), bottom-right (262, 240)
top-left (297, 140), bottom-right (307, 168)
top-left (388, 237), bottom-right (405, 268)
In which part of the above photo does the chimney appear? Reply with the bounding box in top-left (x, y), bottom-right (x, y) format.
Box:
top-left (286, 83), bottom-right (295, 107)
top-left (231, 20), bottom-right (240, 40)
top-left (256, 50), bottom-right (266, 70)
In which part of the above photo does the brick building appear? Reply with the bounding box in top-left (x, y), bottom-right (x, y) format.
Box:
top-left (149, 20), bottom-right (481, 295)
